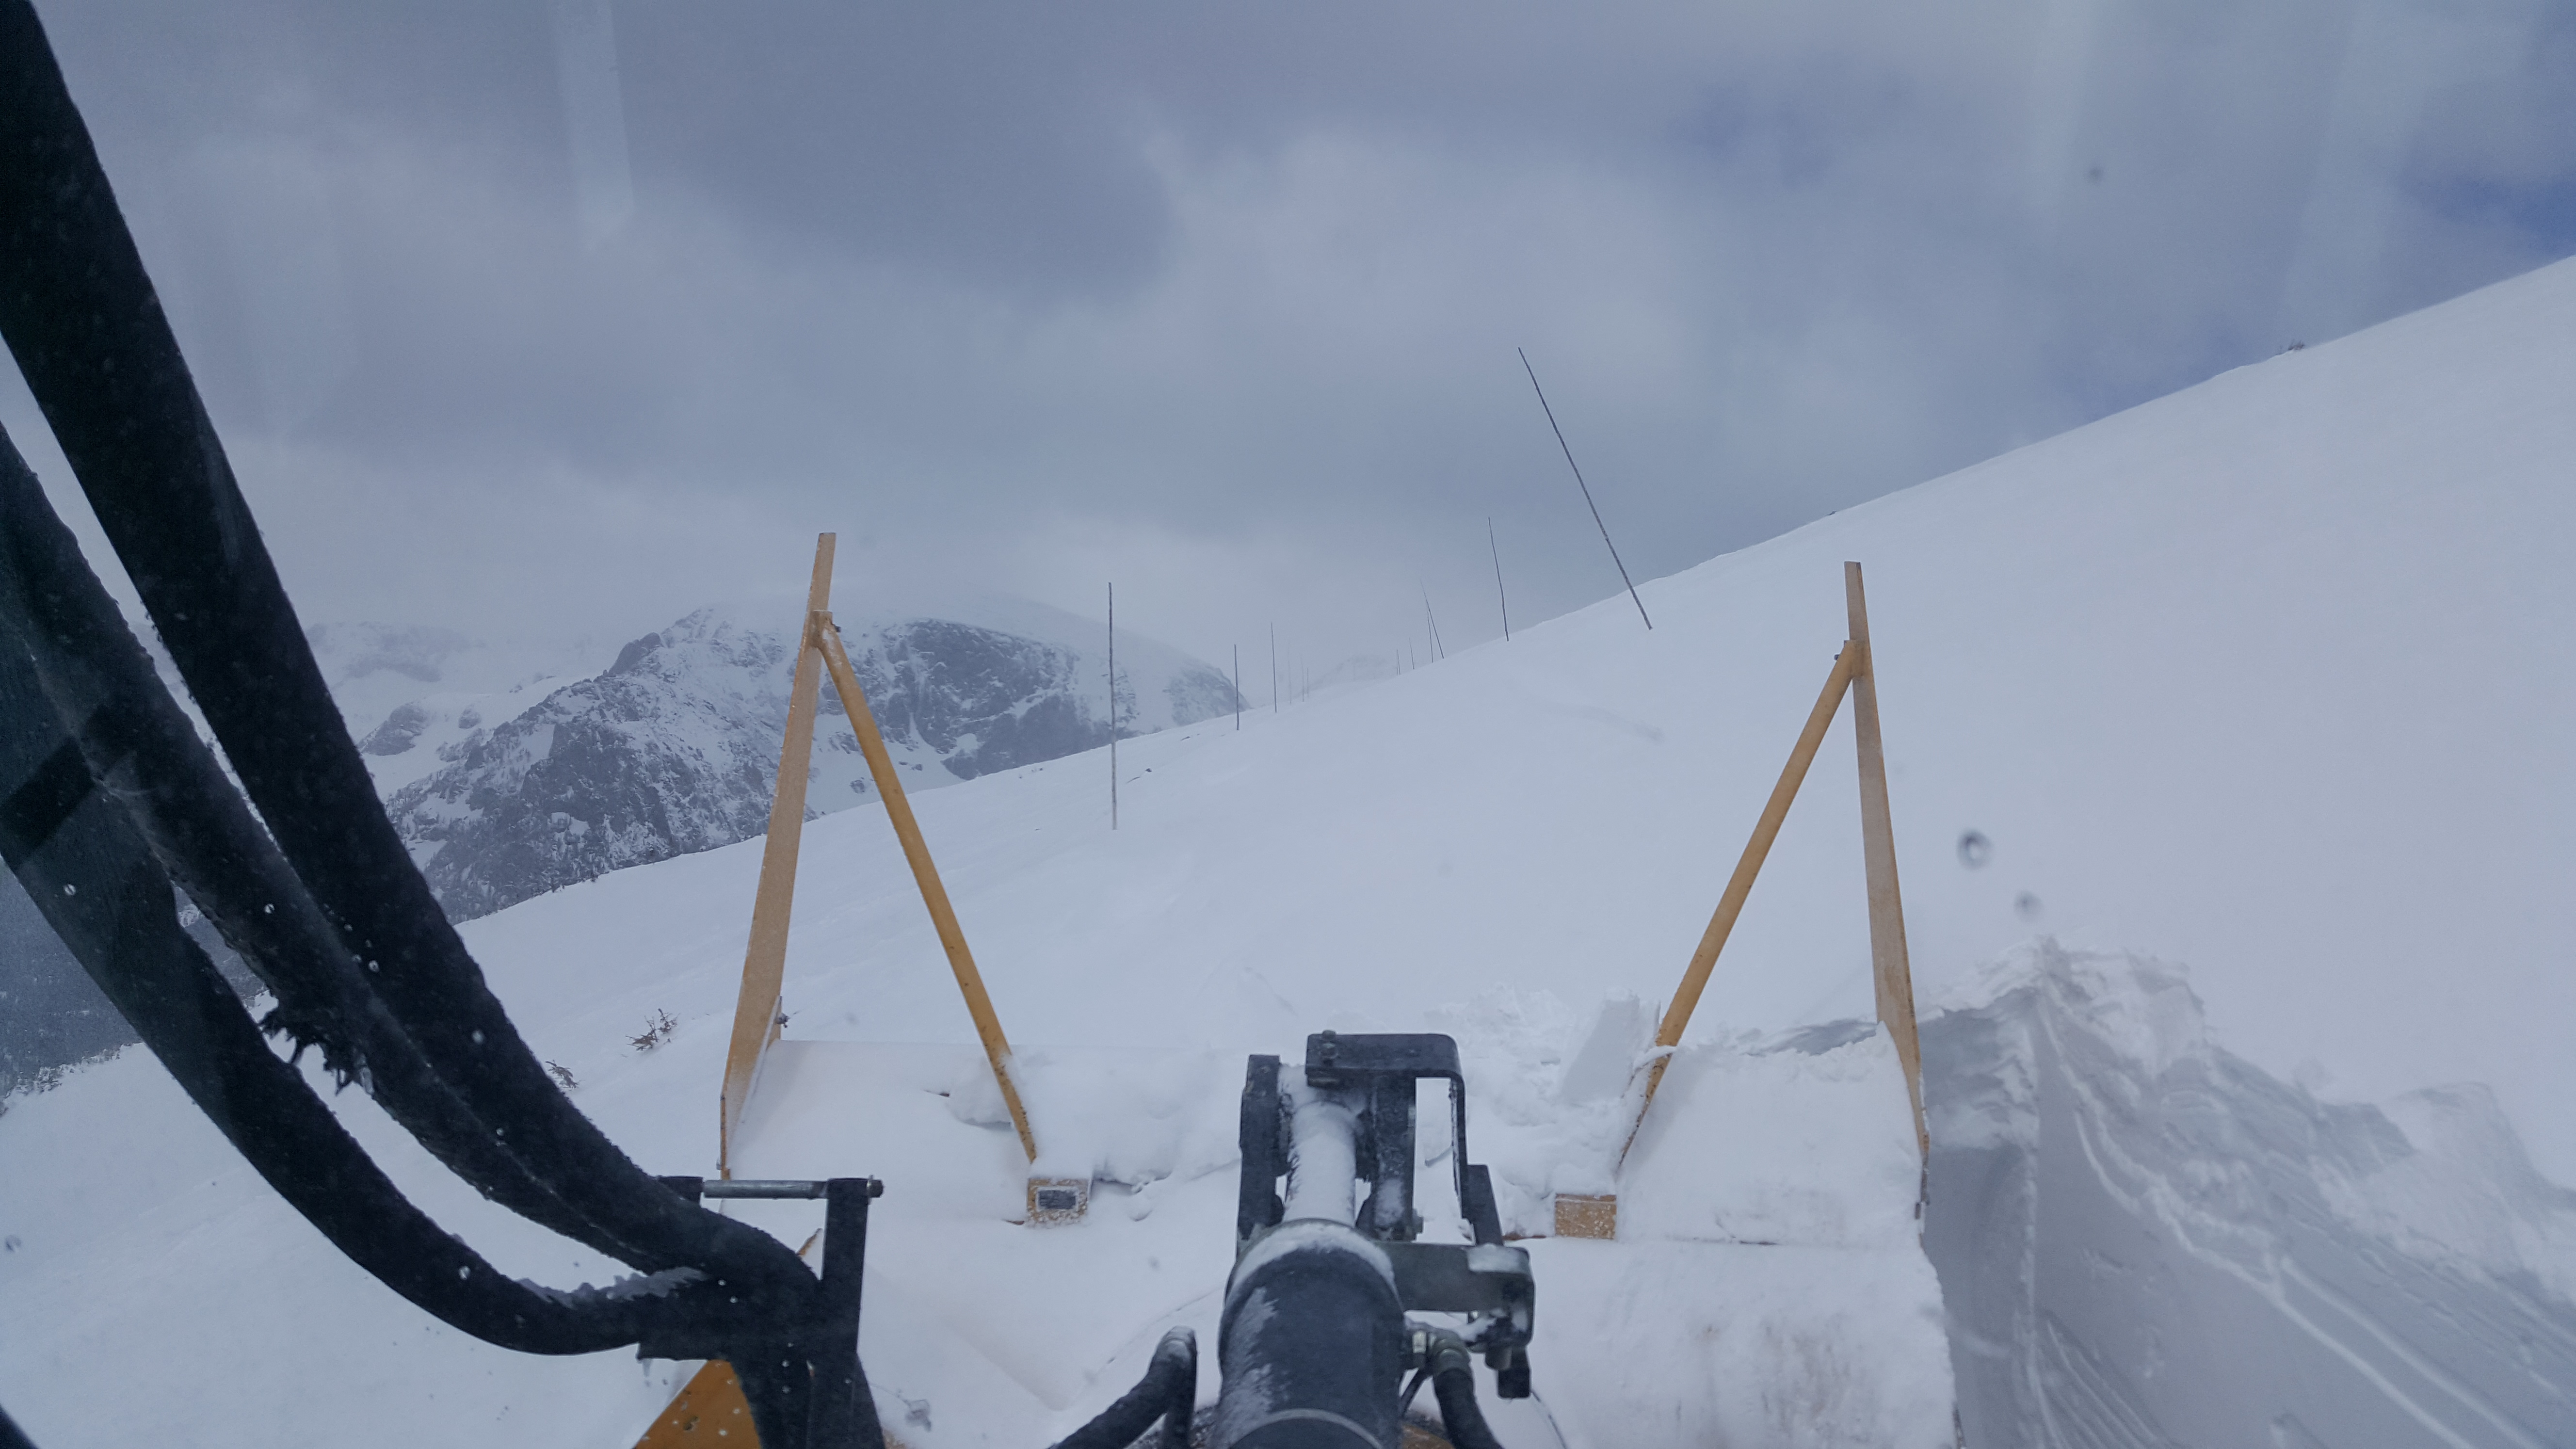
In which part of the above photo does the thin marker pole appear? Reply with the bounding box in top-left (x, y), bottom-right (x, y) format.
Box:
top-left (1108, 583), bottom-right (1117, 831)
top-left (1270, 624), bottom-right (1278, 714)
top-left (1519, 348), bottom-right (1651, 629)
top-left (1233, 644), bottom-right (1241, 730)
top-left (1422, 588), bottom-right (1445, 660)
top-left (1488, 517), bottom-right (1512, 641)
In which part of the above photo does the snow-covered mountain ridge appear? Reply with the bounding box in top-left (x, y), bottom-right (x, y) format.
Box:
top-left (355, 598), bottom-right (1239, 919)
top-left (6, 599), bottom-right (1237, 1087)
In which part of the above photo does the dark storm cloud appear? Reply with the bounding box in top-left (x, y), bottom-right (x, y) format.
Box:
top-left (7, 0), bottom-right (2573, 667)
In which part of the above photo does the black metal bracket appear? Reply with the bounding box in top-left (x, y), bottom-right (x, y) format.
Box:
top-left (1234, 1033), bottom-right (1533, 1394)
top-left (652, 1175), bottom-right (888, 1449)
top-left (1304, 1031), bottom-right (1469, 1243)
top-left (1292, 1031), bottom-right (1503, 1246)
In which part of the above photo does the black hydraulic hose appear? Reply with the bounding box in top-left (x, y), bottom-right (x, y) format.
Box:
top-left (1430, 1368), bottom-right (1507, 1449)
top-left (0, 0), bottom-right (816, 1326)
top-left (1428, 1338), bottom-right (1508, 1449)
top-left (1398, 1364), bottom-right (1434, 1419)
top-left (0, 643), bottom-right (701, 1354)
top-left (1048, 1327), bottom-right (1196, 1449)
top-left (0, 429), bottom-right (610, 1253)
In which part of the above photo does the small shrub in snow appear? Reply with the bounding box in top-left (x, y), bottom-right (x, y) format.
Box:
top-left (629, 1010), bottom-right (677, 1052)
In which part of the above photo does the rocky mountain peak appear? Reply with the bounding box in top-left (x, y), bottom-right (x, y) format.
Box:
top-left (369, 599), bottom-right (1240, 920)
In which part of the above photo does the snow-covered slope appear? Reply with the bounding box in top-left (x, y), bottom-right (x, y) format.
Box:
top-left (7, 254), bottom-right (2576, 1447)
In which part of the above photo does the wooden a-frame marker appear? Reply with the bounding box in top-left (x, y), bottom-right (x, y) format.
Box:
top-left (1554, 561), bottom-right (1925, 1240)
top-left (716, 534), bottom-right (1082, 1223)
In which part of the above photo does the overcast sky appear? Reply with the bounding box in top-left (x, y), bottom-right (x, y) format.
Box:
top-left (6, 0), bottom-right (2572, 674)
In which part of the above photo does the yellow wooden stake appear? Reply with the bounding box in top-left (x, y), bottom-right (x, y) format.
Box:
top-left (1617, 640), bottom-right (1859, 1170)
top-left (631, 1359), bottom-right (756, 1448)
top-left (815, 613), bottom-right (1039, 1163)
top-left (717, 536), bottom-right (835, 1177)
top-left (1846, 561), bottom-right (1927, 1161)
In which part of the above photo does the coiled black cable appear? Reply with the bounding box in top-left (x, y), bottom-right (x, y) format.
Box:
top-left (0, 0), bottom-right (818, 1316)
top-left (0, 634), bottom-right (687, 1353)
top-left (0, 0), bottom-right (812, 1322)
top-left (0, 428), bottom-right (612, 1253)
top-left (0, 5), bottom-right (860, 1440)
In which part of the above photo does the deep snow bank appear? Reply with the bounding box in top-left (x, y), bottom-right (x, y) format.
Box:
top-left (1506, 1002), bottom-right (1952, 1449)
top-left (1923, 946), bottom-right (2576, 1448)
top-left (731, 1005), bottom-right (1951, 1449)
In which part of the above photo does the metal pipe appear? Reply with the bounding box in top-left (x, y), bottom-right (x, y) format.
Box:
top-left (1212, 1222), bottom-right (1404, 1449)
top-left (702, 1178), bottom-right (882, 1201)
top-left (1283, 1087), bottom-right (1359, 1225)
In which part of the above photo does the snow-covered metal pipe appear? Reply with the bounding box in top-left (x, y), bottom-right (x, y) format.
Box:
top-left (1214, 1220), bottom-right (1404, 1449)
top-left (1282, 1085), bottom-right (1359, 1224)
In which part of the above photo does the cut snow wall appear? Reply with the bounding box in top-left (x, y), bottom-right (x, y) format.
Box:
top-left (1429, 990), bottom-right (1956, 1446)
top-left (1922, 946), bottom-right (2576, 1449)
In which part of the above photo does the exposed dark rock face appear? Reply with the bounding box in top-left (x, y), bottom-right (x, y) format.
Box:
top-left (360, 701), bottom-right (433, 756)
top-left (386, 609), bottom-right (794, 921)
top-left (383, 606), bottom-right (1238, 921)
top-left (857, 619), bottom-right (1109, 781)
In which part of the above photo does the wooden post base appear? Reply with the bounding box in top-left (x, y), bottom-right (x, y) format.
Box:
top-left (1026, 1176), bottom-right (1091, 1225)
top-left (1552, 1192), bottom-right (1618, 1240)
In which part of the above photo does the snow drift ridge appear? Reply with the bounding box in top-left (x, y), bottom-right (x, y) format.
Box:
top-left (1924, 946), bottom-right (2576, 1449)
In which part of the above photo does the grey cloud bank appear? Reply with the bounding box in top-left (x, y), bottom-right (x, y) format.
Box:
top-left (4, 0), bottom-right (2570, 666)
